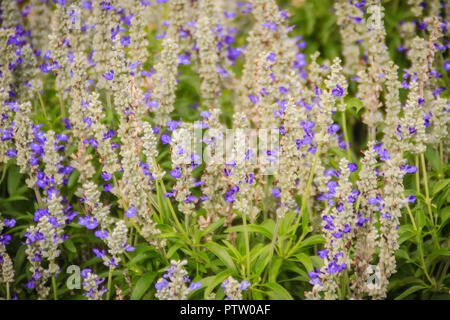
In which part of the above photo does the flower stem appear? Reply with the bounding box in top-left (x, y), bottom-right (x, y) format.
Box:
top-left (405, 203), bottom-right (417, 231)
top-left (287, 144), bottom-right (322, 256)
top-left (263, 217), bottom-right (281, 282)
top-left (341, 111), bottom-right (352, 161)
top-left (420, 153), bottom-right (433, 225)
top-left (50, 262), bottom-right (58, 301)
top-left (159, 180), bottom-right (185, 236)
top-left (415, 155), bottom-right (421, 195)
top-left (38, 92), bottom-right (51, 127)
top-left (106, 266), bottom-right (113, 300)
top-left (6, 283), bottom-right (10, 300)
top-left (242, 210), bottom-right (251, 279)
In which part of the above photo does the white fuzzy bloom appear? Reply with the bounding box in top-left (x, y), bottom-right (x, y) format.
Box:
top-left (106, 220), bottom-right (128, 264)
top-left (195, 0), bottom-right (220, 106)
top-left (372, 154), bottom-right (406, 299)
top-left (77, 181), bottom-right (114, 229)
top-left (352, 141), bottom-right (379, 298)
top-left (155, 260), bottom-right (200, 300)
top-left (142, 121), bottom-right (165, 181)
top-left (0, 213), bottom-right (14, 284)
top-left (171, 123), bottom-right (196, 216)
top-left (82, 270), bottom-right (107, 300)
top-left (334, 0), bottom-right (366, 75)
top-left (13, 102), bottom-right (34, 175)
top-left (43, 131), bottom-right (64, 187)
top-left (29, 0), bottom-right (52, 52)
top-left (151, 36), bottom-right (179, 125)
top-left (222, 276), bottom-right (246, 300)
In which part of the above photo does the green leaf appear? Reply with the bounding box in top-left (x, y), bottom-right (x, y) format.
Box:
top-left (204, 269), bottom-right (232, 299)
top-left (424, 148), bottom-right (440, 173)
top-left (439, 206), bottom-right (450, 227)
top-left (204, 242), bottom-right (238, 274)
top-left (166, 242), bottom-right (183, 259)
top-left (200, 217), bottom-right (225, 238)
top-left (7, 165), bottom-right (21, 195)
top-left (63, 238), bottom-right (77, 254)
top-left (225, 224), bottom-right (272, 240)
top-left (268, 256), bottom-right (283, 283)
top-left (263, 282), bottom-right (293, 300)
top-left (255, 245), bottom-right (272, 276)
top-left (432, 179), bottom-right (450, 196)
top-left (394, 285), bottom-right (426, 300)
top-left (345, 97), bottom-right (364, 113)
top-left (295, 252), bottom-right (314, 272)
top-left (131, 272), bottom-right (157, 300)
top-left (297, 235), bottom-right (326, 249)
top-left (415, 209), bottom-right (426, 230)
top-left (0, 195), bottom-right (28, 204)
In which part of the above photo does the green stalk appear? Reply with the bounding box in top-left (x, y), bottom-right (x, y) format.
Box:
top-left (405, 203), bottom-right (417, 231)
top-left (155, 179), bottom-right (164, 222)
top-left (407, 194), bottom-right (434, 285)
top-left (341, 111), bottom-right (352, 161)
top-left (242, 210), bottom-right (251, 279)
top-left (38, 92), bottom-right (51, 127)
top-left (286, 144), bottom-right (322, 256)
top-left (420, 153), bottom-right (433, 225)
top-left (159, 180), bottom-right (185, 236)
top-left (415, 155), bottom-right (421, 195)
top-left (6, 283), bottom-right (10, 300)
top-left (263, 217), bottom-right (281, 282)
top-left (106, 266), bottom-right (113, 300)
top-left (50, 261), bottom-right (58, 300)
top-left (58, 94), bottom-right (65, 119)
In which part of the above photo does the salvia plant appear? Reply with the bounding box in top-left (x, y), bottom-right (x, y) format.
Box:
top-left (0, 0), bottom-right (448, 301)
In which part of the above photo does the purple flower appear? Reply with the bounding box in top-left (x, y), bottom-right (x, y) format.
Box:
top-left (189, 282), bottom-right (202, 291)
top-left (272, 188), bottom-right (281, 198)
top-left (161, 133), bottom-right (171, 144)
top-left (240, 281), bottom-right (251, 290)
top-left (93, 248), bottom-right (106, 258)
top-left (401, 164), bottom-right (417, 174)
top-left (227, 47), bottom-right (242, 61)
top-left (124, 243), bottom-right (135, 252)
top-left (170, 166), bottom-right (182, 179)
top-left (78, 216), bottom-right (98, 229)
top-left (343, 224), bottom-right (352, 233)
top-left (155, 279), bottom-right (169, 290)
top-left (267, 52), bottom-right (276, 62)
top-left (94, 230), bottom-right (108, 239)
top-left (318, 250), bottom-right (329, 259)
top-left (101, 172), bottom-right (112, 181)
top-left (178, 52), bottom-right (190, 65)
top-left (103, 184), bottom-right (112, 192)
top-left (407, 195), bottom-right (416, 203)
top-left (331, 85), bottom-right (344, 97)
top-left (368, 195), bottom-right (382, 205)
top-left (4, 218), bottom-right (16, 228)
top-left (125, 206), bottom-right (136, 218)
top-left (0, 234), bottom-right (12, 245)
top-left (6, 149), bottom-right (17, 157)
top-left (308, 269), bottom-right (321, 279)
top-left (444, 61), bottom-right (450, 72)
top-left (262, 20), bottom-right (277, 31)
top-left (347, 163), bottom-right (357, 172)
top-left (248, 94), bottom-right (259, 104)
top-left (279, 86), bottom-right (289, 95)
top-left (166, 119), bottom-right (182, 132)
top-left (102, 69), bottom-right (114, 80)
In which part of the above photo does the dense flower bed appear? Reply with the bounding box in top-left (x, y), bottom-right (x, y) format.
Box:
top-left (0, 0), bottom-right (448, 300)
